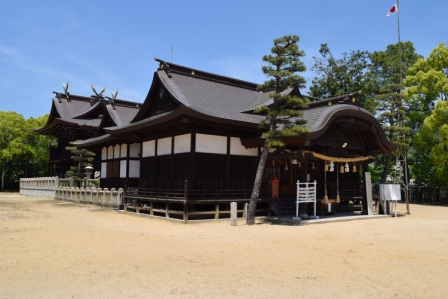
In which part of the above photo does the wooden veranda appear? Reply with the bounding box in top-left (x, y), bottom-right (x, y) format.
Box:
top-left (123, 181), bottom-right (269, 222)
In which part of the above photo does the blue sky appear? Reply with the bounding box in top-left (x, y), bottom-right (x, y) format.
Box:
top-left (1, 0), bottom-right (447, 119)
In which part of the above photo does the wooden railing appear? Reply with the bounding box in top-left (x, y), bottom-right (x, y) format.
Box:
top-left (123, 182), bottom-right (269, 222)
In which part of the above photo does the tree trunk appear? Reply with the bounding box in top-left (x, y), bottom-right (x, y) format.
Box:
top-left (381, 154), bottom-right (392, 184)
top-left (1, 162), bottom-right (5, 190)
top-left (247, 139), bottom-right (270, 225)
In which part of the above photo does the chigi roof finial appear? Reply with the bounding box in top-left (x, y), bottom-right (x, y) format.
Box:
top-left (90, 84), bottom-right (106, 106)
top-left (106, 89), bottom-right (119, 110)
top-left (62, 80), bottom-right (70, 102)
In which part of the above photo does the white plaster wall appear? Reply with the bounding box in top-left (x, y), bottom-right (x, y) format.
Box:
top-left (101, 147), bottom-right (107, 160)
top-left (142, 140), bottom-right (156, 157)
top-left (120, 144), bottom-right (128, 158)
top-left (196, 134), bottom-right (227, 154)
top-left (157, 137), bottom-right (172, 156)
top-left (174, 134), bottom-right (191, 154)
top-left (230, 137), bottom-right (258, 156)
top-left (129, 143), bottom-right (141, 158)
top-left (129, 160), bottom-right (140, 178)
top-left (101, 162), bottom-right (107, 178)
top-left (120, 160), bottom-right (127, 178)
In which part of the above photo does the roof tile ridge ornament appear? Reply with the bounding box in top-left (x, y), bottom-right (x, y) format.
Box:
top-left (90, 84), bottom-right (106, 106)
top-left (155, 58), bottom-right (172, 78)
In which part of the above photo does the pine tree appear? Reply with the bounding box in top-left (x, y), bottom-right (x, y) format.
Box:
top-left (247, 35), bottom-right (308, 225)
top-left (65, 141), bottom-right (96, 185)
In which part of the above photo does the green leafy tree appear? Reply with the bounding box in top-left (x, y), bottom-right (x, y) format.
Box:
top-left (367, 42), bottom-right (421, 184)
top-left (404, 42), bottom-right (448, 130)
top-left (65, 141), bottom-right (96, 185)
top-left (310, 43), bottom-right (370, 107)
top-left (412, 101), bottom-right (448, 196)
top-left (247, 35), bottom-right (308, 225)
top-left (411, 127), bottom-right (443, 201)
top-left (0, 111), bottom-right (50, 190)
top-left (22, 115), bottom-right (52, 177)
top-left (403, 42), bottom-right (448, 199)
top-left (0, 111), bottom-right (25, 189)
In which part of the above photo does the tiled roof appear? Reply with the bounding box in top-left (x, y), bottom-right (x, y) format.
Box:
top-left (74, 59), bottom-right (395, 153)
top-left (117, 65), bottom-right (373, 133)
top-left (158, 70), bottom-right (266, 124)
top-left (107, 103), bottom-right (140, 126)
top-left (75, 134), bottom-right (118, 147)
top-left (36, 93), bottom-right (141, 135)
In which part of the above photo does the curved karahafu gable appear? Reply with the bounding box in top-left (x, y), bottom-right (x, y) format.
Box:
top-left (241, 102), bottom-right (396, 155)
top-left (304, 104), bottom-right (396, 154)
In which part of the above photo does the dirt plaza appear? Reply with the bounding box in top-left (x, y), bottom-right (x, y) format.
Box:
top-left (1, 192), bottom-right (447, 298)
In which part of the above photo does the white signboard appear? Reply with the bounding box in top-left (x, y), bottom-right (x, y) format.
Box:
top-left (379, 184), bottom-right (401, 216)
top-left (380, 184), bottom-right (401, 201)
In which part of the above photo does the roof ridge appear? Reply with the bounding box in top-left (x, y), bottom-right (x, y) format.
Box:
top-left (307, 91), bottom-right (362, 108)
top-left (53, 92), bottom-right (141, 107)
top-left (154, 58), bottom-right (259, 90)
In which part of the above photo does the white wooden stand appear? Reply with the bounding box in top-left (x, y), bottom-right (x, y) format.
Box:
top-left (294, 180), bottom-right (318, 220)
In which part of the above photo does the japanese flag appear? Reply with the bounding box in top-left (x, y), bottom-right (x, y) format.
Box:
top-left (387, 3), bottom-right (398, 16)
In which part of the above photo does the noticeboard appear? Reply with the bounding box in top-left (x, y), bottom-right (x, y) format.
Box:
top-left (379, 184), bottom-right (401, 201)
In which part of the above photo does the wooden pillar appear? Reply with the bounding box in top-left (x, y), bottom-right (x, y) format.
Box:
top-left (299, 157), bottom-right (308, 215)
top-left (300, 157), bottom-right (308, 182)
top-left (190, 132), bottom-right (196, 189)
top-left (214, 203), bottom-right (219, 219)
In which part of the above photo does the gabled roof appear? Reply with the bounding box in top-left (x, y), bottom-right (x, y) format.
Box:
top-left (36, 92), bottom-right (141, 137)
top-left (76, 59), bottom-right (396, 154)
top-left (157, 69), bottom-right (266, 123)
top-left (130, 59), bottom-right (268, 125)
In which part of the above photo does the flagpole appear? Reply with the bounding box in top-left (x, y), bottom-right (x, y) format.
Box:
top-left (396, 0), bottom-right (411, 215)
top-left (397, 0), bottom-right (402, 90)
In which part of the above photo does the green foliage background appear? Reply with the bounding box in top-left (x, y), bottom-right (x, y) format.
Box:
top-left (0, 111), bottom-right (51, 190)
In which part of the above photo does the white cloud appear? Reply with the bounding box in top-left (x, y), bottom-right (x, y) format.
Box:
top-left (0, 44), bottom-right (77, 80)
top-left (0, 45), bottom-right (28, 63)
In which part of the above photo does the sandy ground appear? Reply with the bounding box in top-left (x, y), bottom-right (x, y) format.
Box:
top-left (1, 193), bottom-right (447, 299)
